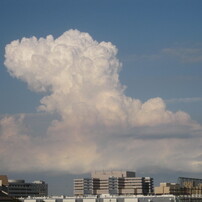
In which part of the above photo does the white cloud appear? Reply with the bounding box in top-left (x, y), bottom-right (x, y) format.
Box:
top-left (1, 29), bottom-right (202, 174)
top-left (124, 46), bottom-right (202, 64)
top-left (166, 97), bottom-right (202, 104)
top-left (163, 47), bottom-right (202, 63)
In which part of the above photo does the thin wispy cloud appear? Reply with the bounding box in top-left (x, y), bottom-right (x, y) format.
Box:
top-left (166, 97), bottom-right (202, 104)
top-left (163, 47), bottom-right (202, 63)
top-left (124, 46), bottom-right (202, 64)
top-left (123, 53), bottom-right (161, 63)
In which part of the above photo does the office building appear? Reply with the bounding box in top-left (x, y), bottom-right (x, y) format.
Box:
top-left (0, 175), bottom-right (48, 198)
top-left (8, 179), bottom-right (48, 198)
top-left (155, 177), bottom-right (202, 195)
top-left (154, 183), bottom-right (181, 195)
top-left (74, 178), bottom-right (100, 195)
top-left (74, 171), bottom-right (153, 196)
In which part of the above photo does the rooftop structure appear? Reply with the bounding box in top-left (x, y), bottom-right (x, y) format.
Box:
top-left (91, 171), bottom-right (136, 179)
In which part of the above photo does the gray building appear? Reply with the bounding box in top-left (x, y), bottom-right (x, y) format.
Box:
top-left (8, 179), bottom-right (48, 198)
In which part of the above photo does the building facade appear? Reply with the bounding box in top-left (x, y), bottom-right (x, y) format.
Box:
top-left (155, 177), bottom-right (202, 195)
top-left (154, 183), bottom-right (181, 195)
top-left (74, 171), bottom-right (153, 196)
top-left (1, 175), bottom-right (48, 198)
top-left (8, 179), bottom-right (48, 198)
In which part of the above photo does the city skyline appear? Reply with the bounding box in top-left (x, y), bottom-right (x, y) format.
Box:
top-left (0, 0), bottom-right (202, 195)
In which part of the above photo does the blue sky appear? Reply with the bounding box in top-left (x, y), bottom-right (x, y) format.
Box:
top-left (1, 0), bottom-right (202, 195)
top-left (1, 0), bottom-right (202, 118)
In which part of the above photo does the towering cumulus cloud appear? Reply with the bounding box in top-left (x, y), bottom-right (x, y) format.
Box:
top-left (2, 30), bottom-right (202, 173)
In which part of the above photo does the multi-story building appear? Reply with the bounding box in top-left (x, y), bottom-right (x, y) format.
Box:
top-left (74, 178), bottom-right (100, 195)
top-left (74, 171), bottom-right (153, 196)
top-left (178, 177), bottom-right (202, 195)
top-left (0, 175), bottom-right (48, 198)
top-left (154, 183), bottom-right (181, 195)
top-left (121, 177), bottom-right (153, 195)
top-left (155, 177), bottom-right (202, 195)
top-left (8, 179), bottom-right (48, 198)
